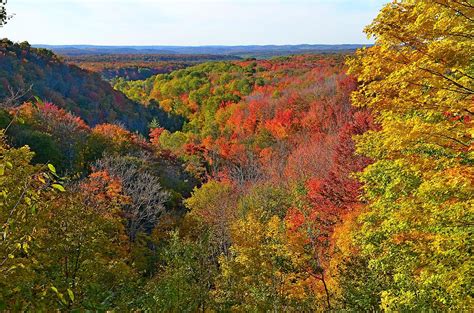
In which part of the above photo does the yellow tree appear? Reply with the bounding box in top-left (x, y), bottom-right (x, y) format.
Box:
top-left (215, 213), bottom-right (314, 311)
top-left (184, 181), bottom-right (237, 257)
top-left (0, 131), bottom-right (136, 310)
top-left (213, 184), bottom-right (321, 311)
top-left (0, 132), bottom-right (54, 308)
top-left (340, 0), bottom-right (473, 311)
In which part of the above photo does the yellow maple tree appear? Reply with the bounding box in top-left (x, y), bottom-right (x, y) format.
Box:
top-left (339, 0), bottom-right (473, 311)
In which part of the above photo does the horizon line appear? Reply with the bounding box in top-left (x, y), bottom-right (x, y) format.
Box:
top-left (30, 43), bottom-right (371, 48)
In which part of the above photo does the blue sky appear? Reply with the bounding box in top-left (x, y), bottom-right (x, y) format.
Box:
top-left (1, 0), bottom-right (388, 46)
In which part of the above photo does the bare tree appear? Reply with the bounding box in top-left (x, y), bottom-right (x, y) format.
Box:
top-left (1, 85), bottom-right (32, 132)
top-left (0, 85), bottom-right (32, 110)
top-left (95, 155), bottom-right (169, 241)
top-left (224, 151), bottom-right (265, 186)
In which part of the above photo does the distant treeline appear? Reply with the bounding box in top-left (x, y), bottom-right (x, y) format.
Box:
top-left (35, 44), bottom-right (369, 58)
top-left (65, 54), bottom-right (242, 80)
top-left (65, 54), bottom-right (241, 62)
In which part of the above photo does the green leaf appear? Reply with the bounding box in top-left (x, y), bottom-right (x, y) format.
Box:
top-left (67, 289), bottom-right (74, 302)
top-left (58, 293), bottom-right (67, 305)
top-left (22, 243), bottom-right (29, 254)
top-left (34, 96), bottom-right (44, 107)
top-left (51, 286), bottom-right (58, 293)
top-left (52, 184), bottom-right (65, 192)
top-left (0, 165), bottom-right (4, 176)
top-left (6, 162), bottom-right (12, 169)
top-left (47, 164), bottom-right (56, 173)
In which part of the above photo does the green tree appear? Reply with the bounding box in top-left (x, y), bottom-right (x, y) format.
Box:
top-left (142, 232), bottom-right (216, 312)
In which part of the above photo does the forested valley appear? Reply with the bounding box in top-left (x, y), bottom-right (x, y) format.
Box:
top-left (0, 0), bottom-right (472, 311)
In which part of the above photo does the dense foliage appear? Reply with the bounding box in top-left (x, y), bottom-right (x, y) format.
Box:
top-left (1, 0), bottom-right (472, 311)
top-left (335, 0), bottom-right (473, 310)
top-left (116, 53), bottom-right (375, 310)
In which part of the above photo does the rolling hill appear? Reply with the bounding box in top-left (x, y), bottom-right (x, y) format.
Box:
top-left (0, 39), bottom-right (183, 133)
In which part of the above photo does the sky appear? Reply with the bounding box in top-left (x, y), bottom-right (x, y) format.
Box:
top-left (1, 0), bottom-right (388, 46)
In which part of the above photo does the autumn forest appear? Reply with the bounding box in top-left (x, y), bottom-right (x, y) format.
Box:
top-left (0, 0), bottom-right (472, 311)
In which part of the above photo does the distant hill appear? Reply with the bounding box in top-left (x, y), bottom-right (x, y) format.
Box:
top-left (34, 44), bottom-right (368, 58)
top-left (0, 39), bottom-right (183, 133)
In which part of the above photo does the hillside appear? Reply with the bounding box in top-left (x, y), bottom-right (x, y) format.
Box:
top-left (0, 39), bottom-right (182, 133)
